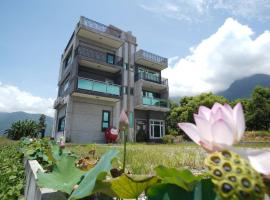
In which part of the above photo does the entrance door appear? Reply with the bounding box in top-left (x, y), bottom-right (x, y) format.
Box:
top-left (136, 120), bottom-right (147, 141)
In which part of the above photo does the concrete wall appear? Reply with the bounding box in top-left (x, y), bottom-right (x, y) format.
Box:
top-left (24, 159), bottom-right (66, 200)
top-left (69, 96), bottom-right (118, 143)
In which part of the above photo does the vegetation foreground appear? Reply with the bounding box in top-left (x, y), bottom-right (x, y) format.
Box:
top-left (1, 136), bottom-right (269, 199)
top-left (68, 142), bottom-right (270, 175)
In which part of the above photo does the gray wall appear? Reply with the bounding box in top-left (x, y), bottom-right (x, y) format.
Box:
top-left (69, 96), bottom-right (118, 143)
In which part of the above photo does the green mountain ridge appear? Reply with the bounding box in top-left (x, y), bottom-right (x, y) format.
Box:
top-left (217, 74), bottom-right (270, 100)
top-left (0, 111), bottom-right (53, 136)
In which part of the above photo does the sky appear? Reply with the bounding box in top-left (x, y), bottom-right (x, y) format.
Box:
top-left (0, 0), bottom-right (270, 116)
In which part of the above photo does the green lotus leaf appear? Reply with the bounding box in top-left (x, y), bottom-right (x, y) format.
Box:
top-left (106, 174), bottom-right (158, 199)
top-left (155, 165), bottom-right (201, 191)
top-left (147, 179), bottom-right (216, 200)
top-left (147, 183), bottom-right (194, 200)
top-left (69, 149), bottom-right (119, 200)
top-left (37, 154), bottom-right (85, 194)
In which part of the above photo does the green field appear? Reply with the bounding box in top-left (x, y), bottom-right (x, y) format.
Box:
top-left (67, 142), bottom-right (270, 175)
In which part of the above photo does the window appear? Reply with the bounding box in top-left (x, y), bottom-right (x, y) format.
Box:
top-left (63, 80), bottom-right (69, 92)
top-left (138, 67), bottom-right (160, 83)
top-left (122, 86), bottom-right (127, 95)
top-left (101, 111), bottom-right (110, 131)
top-left (106, 53), bottom-right (115, 65)
top-left (149, 120), bottom-right (165, 139)
top-left (129, 112), bottom-right (134, 128)
top-left (142, 90), bottom-right (160, 98)
top-left (130, 88), bottom-right (134, 95)
top-left (124, 63), bottom-right (129, 70)
top-left (64, 49), bottom-right (72, 69)
top-left (58, 116), bottom-right (65, 132)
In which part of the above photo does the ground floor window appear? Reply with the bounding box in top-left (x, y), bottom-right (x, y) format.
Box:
top-left (149, 120), bottom-right (165, 139)
top-left (58, 116), bottom-right (65, 132)
top-left (101, 110), bottom-right (110, 131)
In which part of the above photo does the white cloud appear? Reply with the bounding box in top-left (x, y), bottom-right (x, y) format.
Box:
top-left (214, 0), bottom-right (270, 21)
top-left (140, 0), bottom-right (270, 22)
top-left (162, 18), bottom-right (270, 97)
top-left (0, 83), bottom-right (54, 117)
top-left (140, 0), bottom-right (209, 22)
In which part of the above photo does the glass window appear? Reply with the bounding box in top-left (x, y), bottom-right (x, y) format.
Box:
top-left (124, 63), bottom-right (129, 70)
top-left (130, 88), bottom-right (134, 95)
top-left (129, 112), bottom-right (134, 128)
top-left (58, 116), bottom-right (65, 132)
top-left (101, 111), bottom-right (110, 131)
top-left (106, 53), bottom-right (115, 65)
top-left (64, 50), bottom-right (72, 69)
top-left (63, 80), bottom-right (69, 92)
top-left (149, 120), bottom-right (164, 139)
top-left (122, 86), bottom-right (127, 95)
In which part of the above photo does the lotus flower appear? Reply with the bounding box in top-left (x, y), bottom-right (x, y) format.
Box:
top-left (59, 136), bottom-right (65, 149)
top-left (178, 102), bottom-right (270, 175)
top-left (119, 109), bottom-right (129, 132)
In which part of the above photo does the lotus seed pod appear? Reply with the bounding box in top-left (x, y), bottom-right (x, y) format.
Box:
top-left (205, 150), bottom-right (265, 200)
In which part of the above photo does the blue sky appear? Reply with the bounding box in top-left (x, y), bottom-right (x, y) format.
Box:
top-left (0, 0), bottom-right (270, 116)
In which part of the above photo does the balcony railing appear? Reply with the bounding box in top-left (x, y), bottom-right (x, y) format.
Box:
top-left (142, 97), bottom-right (168, 108)
top-left (136, 50), bottom-right (168, 66)
top-left (77, 77), bottom-right (121, 96)
top-left (75, 45), bottom-right (123, 67)
top-left (80, 17), bottom-right (122, 38)
top-left (135, 72), bottom-right (168, 86)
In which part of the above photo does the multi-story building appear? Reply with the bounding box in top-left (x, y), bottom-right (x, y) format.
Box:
top-left (53, 16), bottom-right (169, 143)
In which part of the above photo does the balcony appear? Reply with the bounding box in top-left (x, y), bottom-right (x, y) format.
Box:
top-left (75, 45), bottom-right (123, 73)
top-left (135, 50), bottom-right (168, 70)
top-left (135, 96), bottom-right (170, 112)
top-left (77, 17), bottom-right (124, 48)
top-left (134, 72), bottom-right (168, 92)
top-left (135, 72), bottom-right (168, 85)
top-left (74, 77), bottom-right (121, 101)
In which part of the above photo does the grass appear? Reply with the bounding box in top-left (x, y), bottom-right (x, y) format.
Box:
top-left (67, 142), bottom-right (270, 175)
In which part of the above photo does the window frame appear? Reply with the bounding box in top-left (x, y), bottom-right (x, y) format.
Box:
top-left (106, 53), bottom-right (115, 65)
top-left (101, 110), bottom-right (111, 131)
top-left (57, 116), bottom-right (66, 132)
top-left (63, 48), bottom-right (73, 69)
top-left (149, 119), bottom-right (165, 139)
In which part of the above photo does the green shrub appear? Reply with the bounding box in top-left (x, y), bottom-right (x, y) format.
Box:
top-left (168, 129), bottom-right (179, 136)
top-left (162, 135), bottom-right (175, 144)
top-left (0, 140), bottom-right (24, 200)
top-left (5, 120), bottom-right (39, 140)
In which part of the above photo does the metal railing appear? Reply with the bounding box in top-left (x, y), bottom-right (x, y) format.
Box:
top-left (142, 96), bottom-right (169, 108)
top-left (136, 50), bottom-right (168, 66)
top-left (77, 77), bottom-right (121, 96)
top-left (75, 45), bottom-right (123, 67)
top-left (135, 72), bottom-right (168, 86)
top-left (80, 17), bottom-right (122, 38)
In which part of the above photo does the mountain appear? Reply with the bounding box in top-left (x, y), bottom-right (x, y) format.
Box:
top-left (0, 112), bottom-right (53, 136)
top-left (217, 74), bottom-right (270, 100)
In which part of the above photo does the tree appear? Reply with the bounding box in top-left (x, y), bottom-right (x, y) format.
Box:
top-left (5, 120), bottom-right (39, 140)
top-left (166, 93), bottom-right (228, 137)
top-left (38, 114), bottom-right (47, 138)
top-left (247, 86), bottom-right (270, 130)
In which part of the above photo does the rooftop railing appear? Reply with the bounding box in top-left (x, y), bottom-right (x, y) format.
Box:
top-left (136, 50), bottom-right (168, 66)
top-left (80, 17), bottom-right (122, 38)
top-left (77, 77), bottom-right (121, 96)
top-left (75, 45), bottom-right (123, 67)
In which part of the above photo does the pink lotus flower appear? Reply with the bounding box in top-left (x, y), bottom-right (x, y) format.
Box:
top-left (119, 109), bottom-right (129, 132)
top-left (178, 102), bottom-right (270, 175)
